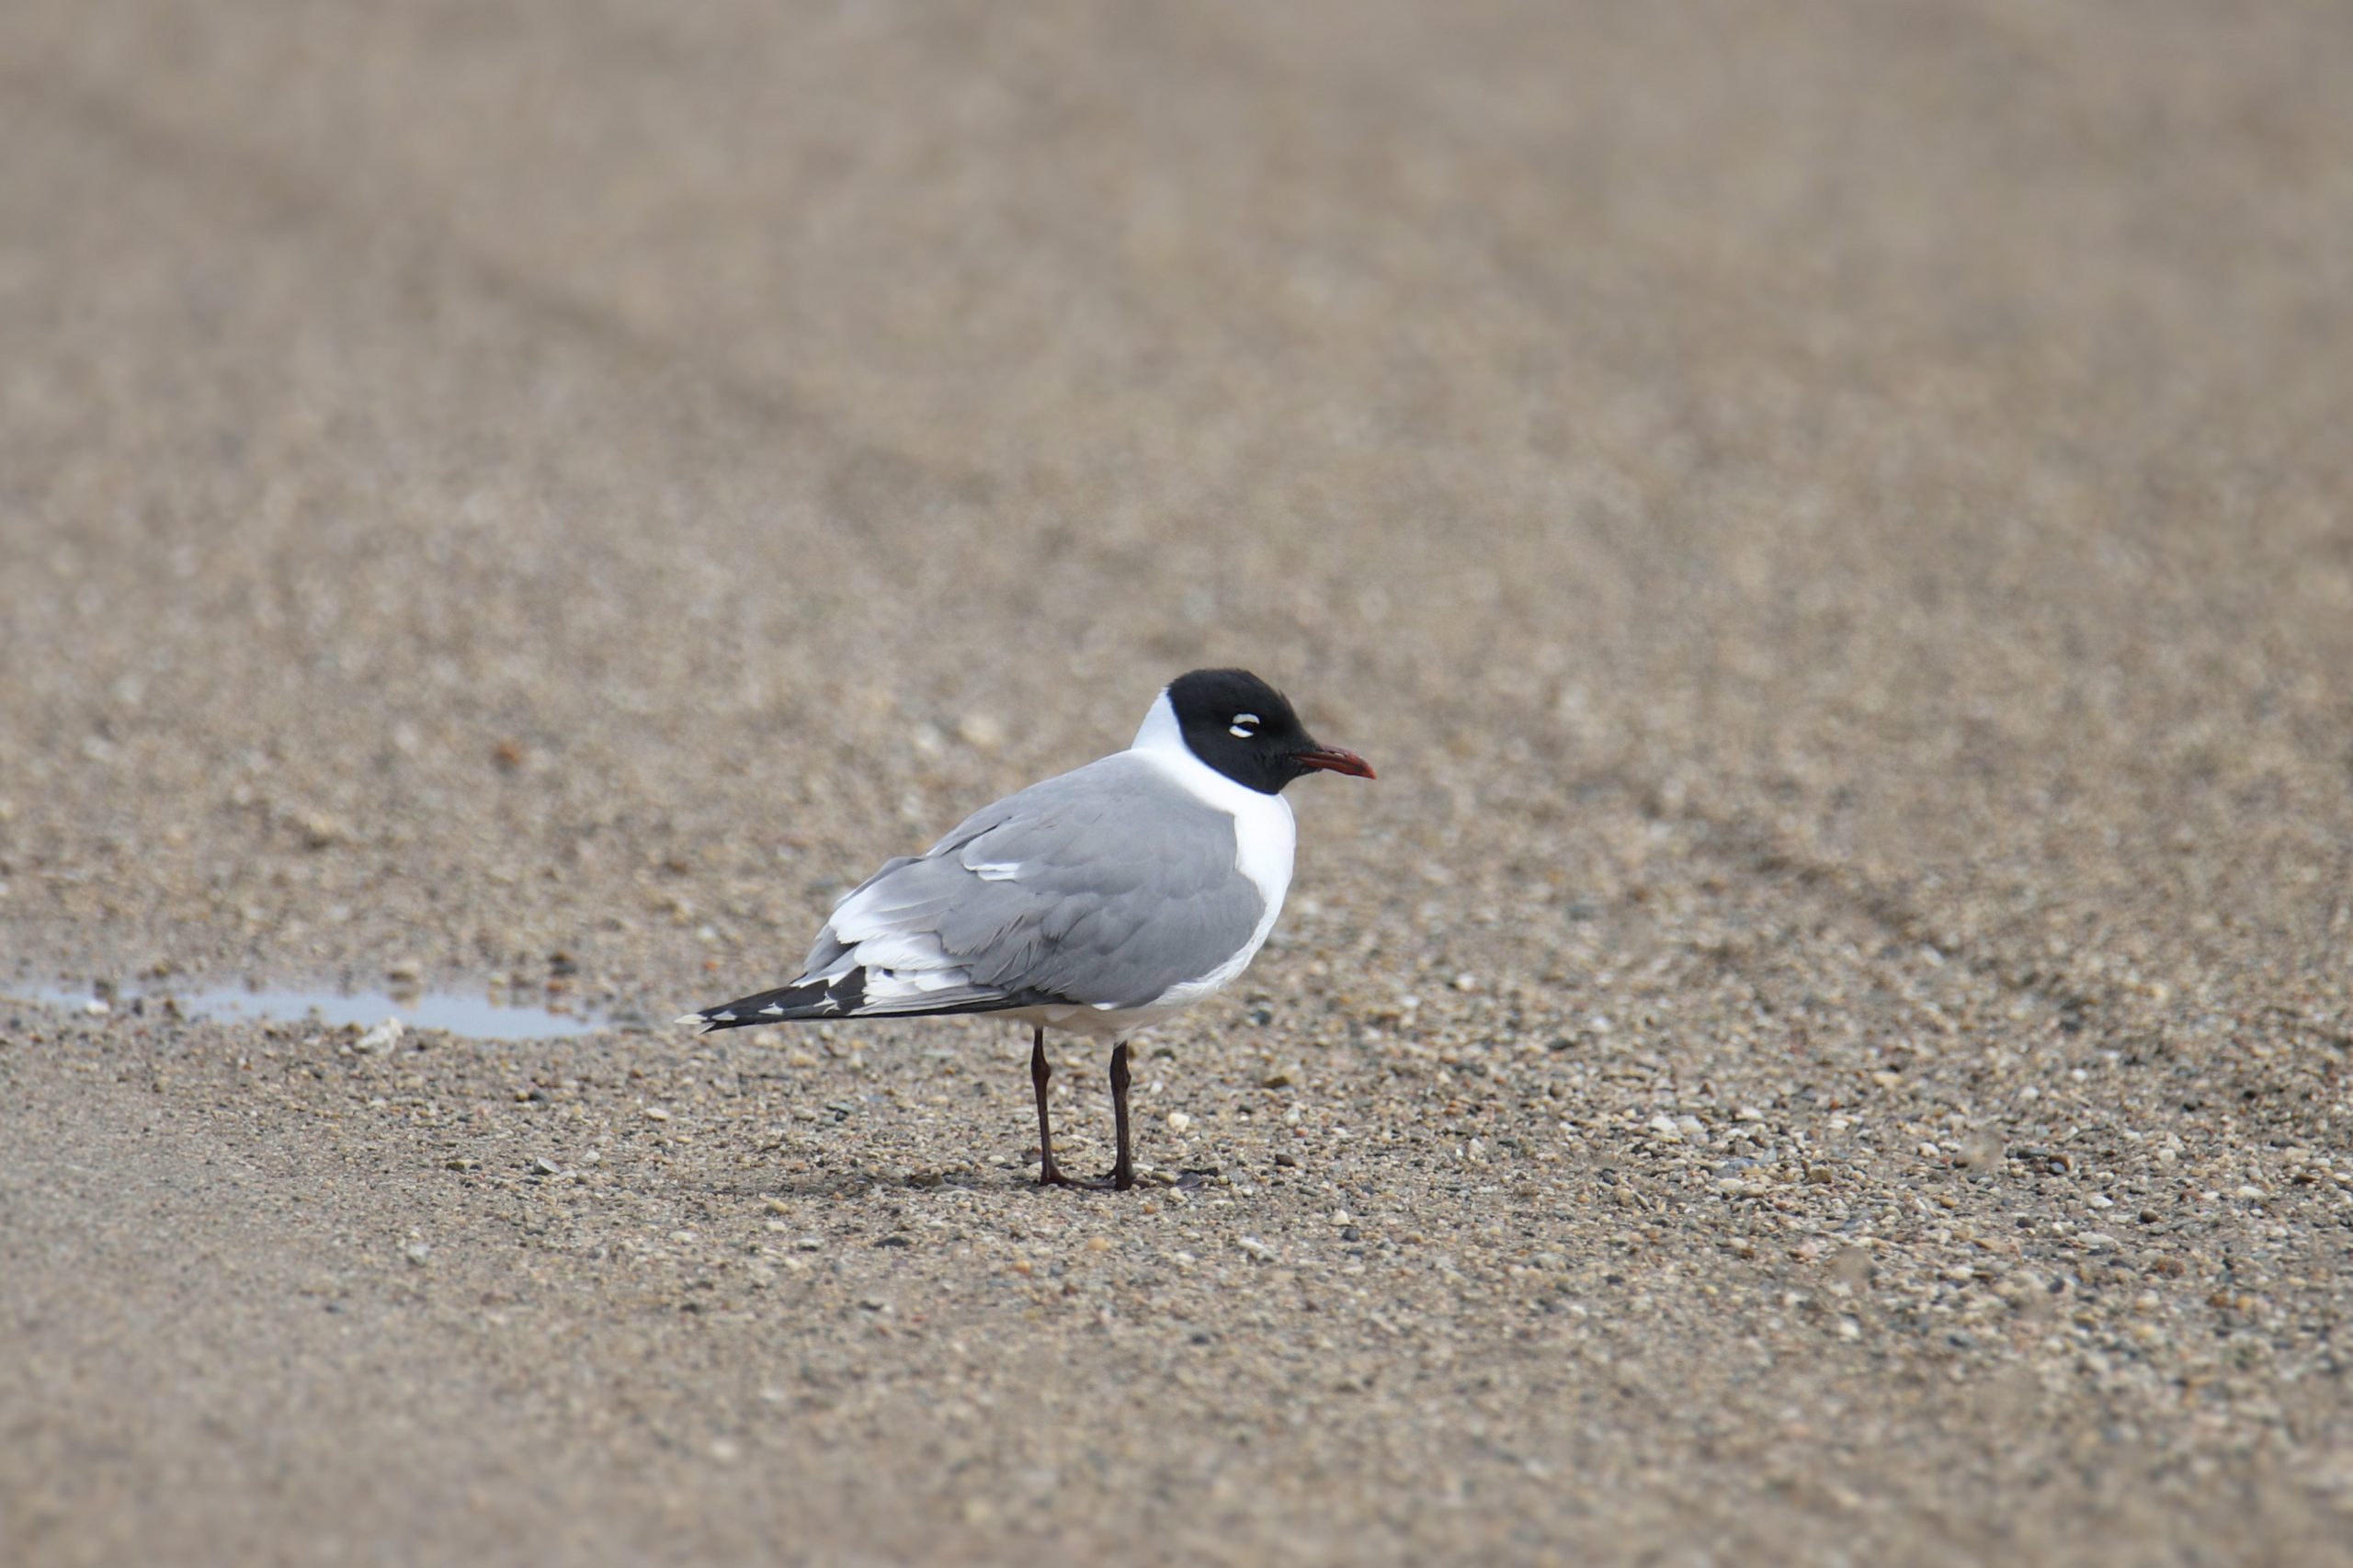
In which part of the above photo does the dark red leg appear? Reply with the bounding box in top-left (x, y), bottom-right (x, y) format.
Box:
top-left (1031, 1026), bottom-right (1068, 1186)
top-left (1108, 1040), bottom-right (1134, 1191)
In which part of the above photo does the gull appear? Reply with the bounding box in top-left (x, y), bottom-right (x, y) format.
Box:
top-left (680, 668), bottom-right (1372, 1189)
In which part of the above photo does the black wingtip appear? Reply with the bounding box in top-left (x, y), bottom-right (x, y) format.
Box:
top-left (684, 971), bottom-right (870, 1030)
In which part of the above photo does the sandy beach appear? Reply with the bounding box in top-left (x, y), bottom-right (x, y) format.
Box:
top-left (5, 3), bottom-right (2351, 1562)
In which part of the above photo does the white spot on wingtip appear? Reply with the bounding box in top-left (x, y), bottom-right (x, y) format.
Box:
top-left (673, 1012), bottom-right (710, 1029)
top-left (759, 1004), bottom-right (784, 1016)
top-left (710, 1010), bottom-right (736, 1023)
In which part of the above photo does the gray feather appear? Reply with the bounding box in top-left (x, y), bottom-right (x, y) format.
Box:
top-left (800, 753), bottom-right (1266, 1013)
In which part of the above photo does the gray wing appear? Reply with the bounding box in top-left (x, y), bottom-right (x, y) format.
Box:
top-left (796, 753), bottom-right (1266, 1015)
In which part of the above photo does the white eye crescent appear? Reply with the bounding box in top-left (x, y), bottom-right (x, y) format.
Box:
top-left (1229, 712), bottom-right (1260, 739)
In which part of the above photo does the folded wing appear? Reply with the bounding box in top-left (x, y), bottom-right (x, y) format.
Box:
top-left (703, 755), bottom-right (1267, 1027)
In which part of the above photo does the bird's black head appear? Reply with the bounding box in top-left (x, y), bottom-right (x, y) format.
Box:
top-left (1165, 668), bottom-right (1375, 795)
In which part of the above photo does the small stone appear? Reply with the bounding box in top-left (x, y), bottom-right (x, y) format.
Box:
top-left (1236, 1236), bottom-right (1276, 1262)
top-left (302, 813), bottom-right (355, 850)
top-left (644, 1106), bottom-right (671, 1121)
top-left (354, 1017), bottom-right (404, 1054)
top-left (1166, 1111), bottom-right (1193, 1134)
top-left (1260, 1070), bottom-right (1294, 1089)
top-left (385, 958), bottom-right (423, 984)
top-left (532, 1156), bottom-right (562, 1176)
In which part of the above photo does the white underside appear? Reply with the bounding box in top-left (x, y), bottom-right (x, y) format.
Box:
top-left (1000, 997), bottom-right (1194, 1040)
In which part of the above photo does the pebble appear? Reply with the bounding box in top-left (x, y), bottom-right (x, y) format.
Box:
top-left (354, 1017), bottom-right (404, 1054)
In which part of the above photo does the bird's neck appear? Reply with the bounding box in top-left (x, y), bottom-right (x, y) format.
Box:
top-left (1130, 687), bottom-right (1186, 758)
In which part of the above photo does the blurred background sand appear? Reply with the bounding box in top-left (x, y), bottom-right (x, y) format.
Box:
top-left (4, 4), bottom-right (2351, 1563)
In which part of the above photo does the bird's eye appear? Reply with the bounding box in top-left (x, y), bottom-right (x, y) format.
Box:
top-left (1229, 712), bottom-right (1259, 739)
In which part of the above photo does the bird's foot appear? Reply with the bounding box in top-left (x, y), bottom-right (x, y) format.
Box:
top-left (1033, 1161), bottom-right (1200, 1194)
top-left (1030, 1165), bottom-right (1131, 1194)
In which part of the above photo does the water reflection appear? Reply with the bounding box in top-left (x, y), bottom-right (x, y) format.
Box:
top-left (11, 983), bottom-right (610, 1040)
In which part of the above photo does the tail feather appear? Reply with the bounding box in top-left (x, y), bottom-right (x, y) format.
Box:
top-left (680, 971), bottom-right (869, 1032)
top-left (679, 966), bottom-right (1063, 1032)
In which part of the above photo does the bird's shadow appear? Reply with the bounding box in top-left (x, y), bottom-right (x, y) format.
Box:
top-left (695, 1165), bottom-right (1216, 1201)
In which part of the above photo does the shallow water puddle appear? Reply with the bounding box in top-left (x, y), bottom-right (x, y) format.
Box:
top-left (8, 983), bottom-right (608, 1040)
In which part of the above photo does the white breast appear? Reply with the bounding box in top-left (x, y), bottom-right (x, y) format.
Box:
top-left (1126, 689), bottom-right (1296, 1007)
